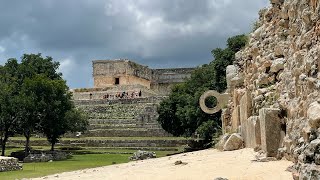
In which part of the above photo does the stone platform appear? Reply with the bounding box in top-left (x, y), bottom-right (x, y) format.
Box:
top-left (48, 96), bottom-right (187, 150)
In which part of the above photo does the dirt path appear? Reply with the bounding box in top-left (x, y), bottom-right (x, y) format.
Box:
top-left (31, 148), bottom-right (293, 180)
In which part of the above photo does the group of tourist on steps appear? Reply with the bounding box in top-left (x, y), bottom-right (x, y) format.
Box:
top-left (89, 90), bottom-right (142, 100)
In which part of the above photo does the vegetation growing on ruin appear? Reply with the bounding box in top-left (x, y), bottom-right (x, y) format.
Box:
top-left (157, 35), bottom-right (248, 145)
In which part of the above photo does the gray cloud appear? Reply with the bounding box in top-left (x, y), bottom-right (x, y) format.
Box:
top-left (0, 0), bottom-right (269, 88)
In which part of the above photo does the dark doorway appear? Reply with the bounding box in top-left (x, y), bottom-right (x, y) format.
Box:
top-left (115, 78), bottom-right (120, 85)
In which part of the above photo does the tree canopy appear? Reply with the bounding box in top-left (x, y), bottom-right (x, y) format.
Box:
top-left (0, 53), bottom-right (89, 156)
top-left (157, 34), bottom-right (247, 144)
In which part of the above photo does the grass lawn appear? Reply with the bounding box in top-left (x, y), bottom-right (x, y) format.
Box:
top-left (1, 153), bottom-right (130, 180)
top-left (0, 147), bottom-right (180, 180)
top-left (10, 136), bottom-right (190, 141)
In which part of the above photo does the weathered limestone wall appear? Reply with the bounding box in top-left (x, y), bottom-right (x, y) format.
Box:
top-left (93, 76), bottom-right (116, 88)
top-left (126, 76), bottom-right (151, 88)
top-left (94, 75), bottom-right (151, 89)
top-left (93, 60), bottom-right (152, 88)
top-left (151, 68), bottom-right (194, 95)
top-left (223, 0), bottom-right (320, 177)
top-left (152, 68), bottom-right (194, 83)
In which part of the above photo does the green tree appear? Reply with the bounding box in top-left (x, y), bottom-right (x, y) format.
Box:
top-left (0, 59), bottom-right (20, 156)
top-left (34, 75), bottom-right (73, 151)
top-left (23, 74), bottom-right (86, 151)
top-left (0, 53), bottom-right (89, 155)
top-left (157, 34), bottom-right (247, 145)
top-left (17, 54), bottom-right (63, 154)
top-left (64, 109), bottom-right (89, 134)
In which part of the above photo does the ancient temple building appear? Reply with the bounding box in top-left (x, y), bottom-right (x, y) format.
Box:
top-left (92, 59), bottom-right (194, 95)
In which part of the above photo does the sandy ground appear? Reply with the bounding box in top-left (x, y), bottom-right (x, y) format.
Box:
top-left (31, 148), bottom-right (293, 180)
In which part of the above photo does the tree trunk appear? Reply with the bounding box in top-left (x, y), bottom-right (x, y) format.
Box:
top-left (24, 131), bottom-right (31, 157)
top-left (1, 133), bottom-right (9, 156)
top-left (51, 142), bottom-right (55, 151)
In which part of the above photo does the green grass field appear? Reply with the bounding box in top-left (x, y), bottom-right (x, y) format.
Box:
top-left (0, 147), bottom-right (180, 180)
top-left (10, 136), bottom-right (189, 141)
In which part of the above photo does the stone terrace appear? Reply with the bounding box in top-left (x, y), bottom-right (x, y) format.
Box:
top-left (71, 96), bottom-right (187, 150)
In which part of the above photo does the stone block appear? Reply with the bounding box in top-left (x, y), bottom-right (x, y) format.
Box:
top-left (221, 109), bottom-right (229, 134)
top-left (259, 108), bottom-right (281, 157)
top-left (223, 133), bottom-right (244, 151)
top-left (216, 134), bottom-right (230, 150)
top-left (231, 106), bottom-right (240, 132)
top-left (226, 65), bottom-right (238, 91)
top-left (239, 90), bottom-right (252, 146)
top-left (233, 89), bottom-right (245, 107)
top-left (307, 101), bottom-right (320, 128)
top-left (246, 116), bottom-right (261, 148)
top-left (226, 65), bottom-right (244, 92)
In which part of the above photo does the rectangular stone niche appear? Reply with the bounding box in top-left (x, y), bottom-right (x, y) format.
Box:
top-left (259, 108), bottom-right (281, 157)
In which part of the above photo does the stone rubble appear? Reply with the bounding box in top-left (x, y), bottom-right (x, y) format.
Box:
top-left (23, 151), bottom-right (71, 163)
top-left (129, 150), bottom-right (156, 161)
top-left (0, 156), bottom-right (22, 172)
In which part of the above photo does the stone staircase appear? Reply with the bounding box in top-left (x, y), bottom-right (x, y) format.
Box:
top-left (67, 97), bottom-right (186, 150)
top-left (75, 97), bottom-right (171, 137)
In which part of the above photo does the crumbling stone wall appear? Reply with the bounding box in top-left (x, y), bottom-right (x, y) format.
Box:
top-left (151, 68), bottom-right (194, 95)
top-left (0, 156), bottom-right (22, 172)
top-left (223, 0), bottom-right (320, 177)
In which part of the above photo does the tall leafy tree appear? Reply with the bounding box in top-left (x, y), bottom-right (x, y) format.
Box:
top-left (157, 34), bottom-right (247, 144)
top-left (32, 75), bottom-right (83, 151)
top-left (17, 54), bottom-right (63, 154)
top-left (16, 54), bottom-right (88, 151)
top-left (0, 53), bottom-right (89, 155)
top-left (0, 59), bottom-right (20, 156)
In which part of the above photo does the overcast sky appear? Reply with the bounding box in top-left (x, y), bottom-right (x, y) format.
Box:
top-left (0, 0), bottom-right (269, 88)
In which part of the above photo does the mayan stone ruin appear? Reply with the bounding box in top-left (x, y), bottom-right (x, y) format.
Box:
top-left (87, 59), bottom-right (194, 96)
top-left (66, 59), bottom-right (194, 150)
top-left (203, 0), bottom-right (320, 178)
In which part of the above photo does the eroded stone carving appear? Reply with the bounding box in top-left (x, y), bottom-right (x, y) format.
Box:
top-left (199, 90), bottom-right (230, 114)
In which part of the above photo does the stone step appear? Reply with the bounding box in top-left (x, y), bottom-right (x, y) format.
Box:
top-left (88, 114), bottom-right (136, 120)
top-left (89, 124), bottom-right (137, 129)
top-left (89, 119), bottom-right (137, 124)
top-left (8, 139), bottom-right (187, 148)
top-left (79, 104), bottom-right (148, 112)
top-left (73, 97), bottom-right (165, 106)
top-left (86, 129), bottom-right (172, 137)
top-left (81, 147), bottom-right (180, 151)
top-left (88, 123), bottom-right (161, 130)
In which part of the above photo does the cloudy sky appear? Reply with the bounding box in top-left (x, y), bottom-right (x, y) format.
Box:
top-left (0, 0), bottom-right (269, 88)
